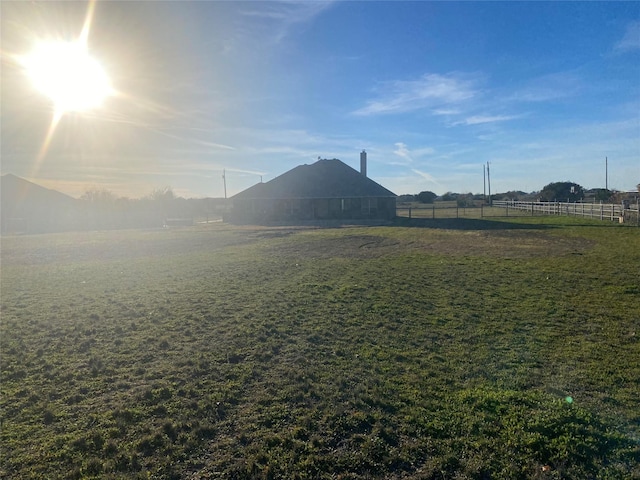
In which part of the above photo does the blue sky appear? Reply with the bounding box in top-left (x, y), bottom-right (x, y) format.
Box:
top-left (2, 1), bottom-right (639, 198)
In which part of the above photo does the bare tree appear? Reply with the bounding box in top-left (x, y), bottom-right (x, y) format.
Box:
top-left (148, 186), bottom-right (174, 203)
top-left (80, 188), bottom-right (118, 205)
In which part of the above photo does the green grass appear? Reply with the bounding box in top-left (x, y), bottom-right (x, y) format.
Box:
top-left (1, 218), bottom-right (639, 479)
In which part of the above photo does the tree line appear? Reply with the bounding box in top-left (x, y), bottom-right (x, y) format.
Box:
top-left (400, 181), bottom-right (638, 207)
top-left (78, 187), bottom-right (227, 230)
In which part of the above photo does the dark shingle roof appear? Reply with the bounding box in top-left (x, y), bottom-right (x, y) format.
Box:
top-left (232, 159), bottom-right (396, 200)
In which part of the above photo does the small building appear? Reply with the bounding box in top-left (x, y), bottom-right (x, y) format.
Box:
top-left (228, 152), bottom-right (396, 224)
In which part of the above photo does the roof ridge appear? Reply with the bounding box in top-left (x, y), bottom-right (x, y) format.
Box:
top-left (232, 158), bottom-right (396, 200)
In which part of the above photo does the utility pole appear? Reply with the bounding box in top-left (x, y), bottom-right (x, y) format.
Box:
top-left (222, 169), bottom-right (227, 200)
top-left (605, 157), bottom-right (608, 191)
top-left (483, 164), bottom-right (486, 204)
top-left (487, 162), bottom-right (492, 206)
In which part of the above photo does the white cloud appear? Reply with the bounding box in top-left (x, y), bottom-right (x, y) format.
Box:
top-left (414, 146), bottom-right (437, 156)
top-left (353, 73), bottom-right (478, 116)
top-left (379, 170), bottom-right (444, 196)
top-left (411, 168), bottom-right (439, 184)
top-left (504, 72), bottom-right (583, 103)
top-left (615, 20), bottom-right (640, 52)
top-left (148, 127), bottom-right (236, 151)
top-left (433, 108), bottom-right (461, 116)
top-left (239, 1), bottom-right (335, 44)
top-left (453, 114), bottom-right (522, 126)
top-left (240, 1), bottom-right (334, 22)
top-left (392, 142), bottom-right (436, 165)
top-left (394, 142), bottom-right (412, 162)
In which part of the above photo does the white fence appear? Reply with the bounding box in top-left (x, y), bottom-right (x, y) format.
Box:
top-left (492, 200), bottom-right (640, 225)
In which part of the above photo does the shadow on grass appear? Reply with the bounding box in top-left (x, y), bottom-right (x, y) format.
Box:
top-left (231, 218), bottom-right (554, 231)
top-left (392, 217), bottom-right (554, 230)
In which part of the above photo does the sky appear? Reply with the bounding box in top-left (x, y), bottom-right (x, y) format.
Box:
top-left (1, 1), bottom-right (639, 199)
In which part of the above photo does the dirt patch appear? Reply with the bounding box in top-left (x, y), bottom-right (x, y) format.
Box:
top-left (262, 229), bottom-right (595, 260)
top-left (264, 234), bottom-right (401, 259)
top-left (437, 230), bottom-right (596, 258)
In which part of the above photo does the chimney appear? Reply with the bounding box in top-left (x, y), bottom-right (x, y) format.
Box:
top-left (360, 150), bottom-right (367, 177)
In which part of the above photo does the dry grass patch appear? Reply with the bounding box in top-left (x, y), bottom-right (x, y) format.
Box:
top-left (266, 225), bottom-right (594, 259)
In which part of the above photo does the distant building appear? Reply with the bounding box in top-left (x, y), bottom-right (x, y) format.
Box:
top-left (228, 154), bottom-right (396, 224)
top-left (1, 174), bottom-right (79, 234)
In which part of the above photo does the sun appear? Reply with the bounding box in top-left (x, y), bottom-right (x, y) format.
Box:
top-left (14, 0), bottom-right (115, 176)
top-left (21, 40), bottom-right (113, 116)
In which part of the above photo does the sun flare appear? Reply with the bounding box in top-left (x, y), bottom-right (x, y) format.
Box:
top-left (21, 40), bottom-right (113, 116)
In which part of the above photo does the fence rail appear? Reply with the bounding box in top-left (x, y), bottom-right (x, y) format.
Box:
top-left (395, 201), bottom-right (640, 225)
top-left (396, 205), bottom-right (483, 220)
top-left (491, 200), bottom-right (640, 225)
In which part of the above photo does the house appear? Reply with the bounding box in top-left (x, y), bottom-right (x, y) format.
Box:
top-left (1, 174), bottom-right (80, 234)
top-left (228, 152), bottom-right (397, 224)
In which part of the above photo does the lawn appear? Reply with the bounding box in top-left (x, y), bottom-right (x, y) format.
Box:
top-left (1, 218), bottom-right (639, 479)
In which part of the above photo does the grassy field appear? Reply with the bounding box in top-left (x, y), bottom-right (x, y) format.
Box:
top-left (1, 217), bottom-right (639, 479)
